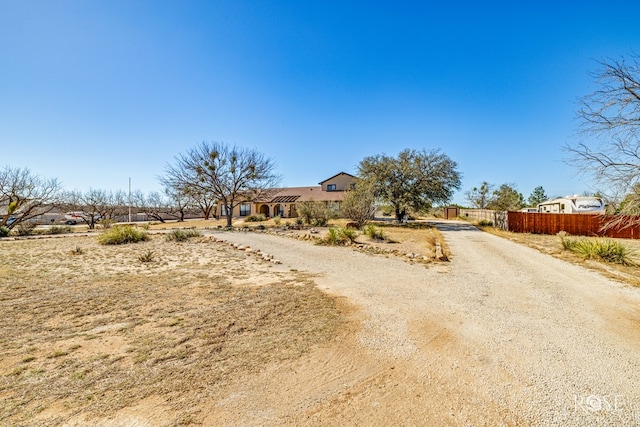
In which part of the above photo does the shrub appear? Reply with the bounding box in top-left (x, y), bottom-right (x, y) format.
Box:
top-left (166, 228), bottom-right (202, 242)
top-left (478, 219), bottom-right (494, 227)
top-left (15, 222), bottom-right (36, 236)
top-left (561, 237), bottom-right (635, 265)
top-left (44, 225), bottom-right (72, 235)
top-left (98, 218), bottom-right (116, 229)
top-left (244, 214), bottom-right (266, 222)
top-left (296, 201), bottom-right (338, 226)
top-left (98, 225), bottom-right (150, 245)
top-left (70, 246), bottom-right (84, 255)
top-left (0, 226), bottom-right (10, 237)
top-left (311, 218), bottom-right (328, 227)
top-left (363, 225), bottom-right (387, 241)
top-left (273, 216), bottom-right (281, 225)
top-left (138, 250), bottom-right (155, 263)
top-left (321, 227), bottom-right (358, 245)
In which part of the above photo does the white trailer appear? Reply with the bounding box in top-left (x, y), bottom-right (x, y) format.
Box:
top-left (537, 196), bottom-right (605, 214)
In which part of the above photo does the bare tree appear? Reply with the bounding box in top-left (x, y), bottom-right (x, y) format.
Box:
top-left (161, 154), bottom-right (218, 220)
top-left (0, 166), bottom-right (62, 229)
top-left (163, 142), bottom-right (280, 227)
top-left (63, 189), bottom-right (125, 229)
top-left (567, 53), bottom-right (640, 228)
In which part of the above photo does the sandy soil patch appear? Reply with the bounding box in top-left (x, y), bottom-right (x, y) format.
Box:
top-left (0, 234), bottom-right (341, 426)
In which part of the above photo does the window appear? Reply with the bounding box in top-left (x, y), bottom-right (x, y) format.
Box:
top-left (327, 184), bottom-right (336, 191)
top-left (240, 203), bottom-right (251, 216)
top-left (221, 204), bottom-right (230, 216)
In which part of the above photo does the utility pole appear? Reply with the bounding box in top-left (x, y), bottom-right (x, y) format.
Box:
top-left (128, 177), bottom-right (132, 223)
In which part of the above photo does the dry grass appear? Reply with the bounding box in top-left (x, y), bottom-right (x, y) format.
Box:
top-left (480, 226), bottom-right (640, 286)
top-left (0, 233), bottom-right (340, 426)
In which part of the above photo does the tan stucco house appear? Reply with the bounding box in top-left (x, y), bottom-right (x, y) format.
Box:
top-left (215, 172), bottom-right (358, 219)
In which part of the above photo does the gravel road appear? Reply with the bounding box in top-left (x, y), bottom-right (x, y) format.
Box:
top-left (207, 221), bottom-right (640, 426)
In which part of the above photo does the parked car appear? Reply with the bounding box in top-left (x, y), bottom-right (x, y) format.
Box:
top-left (64, 212), bottom-right (87, 225)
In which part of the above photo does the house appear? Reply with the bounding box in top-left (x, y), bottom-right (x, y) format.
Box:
top-left (537, 195), bottom-right (605, 214)
top-left (215, 172), bottom-right (358, 219)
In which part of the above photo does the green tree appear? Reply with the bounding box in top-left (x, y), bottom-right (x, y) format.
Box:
top-left (164, 142), bottom-right (280, 227)
top-left (487, 184), bottom-right (525, 211)
top-left (527, 186), bottom-right (548, 207)
top-left (465, 181), bottom-right (495, 208)
top-left (358, 148), bottom-right (461, 222)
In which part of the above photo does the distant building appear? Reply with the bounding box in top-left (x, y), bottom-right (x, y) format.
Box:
top-left (215, 172), bottom-right (358, 218)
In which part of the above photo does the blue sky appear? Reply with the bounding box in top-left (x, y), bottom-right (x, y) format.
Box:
top-left (2, 1), bottom-right (639, 205)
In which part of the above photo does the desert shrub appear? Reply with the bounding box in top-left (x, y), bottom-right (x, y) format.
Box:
top-left (43, 225), bottom-right (72, 235)
top-left (311, 217), bottom-right (328, 227)
top-left (321, 227), bottom-right (358, 245)
top-left (166, 228), bottom-right (202, 242)
top-left (98, 225), bottom-right (150, 245)
top-left (296, 201), bottom-right (338, 226)
top-left (98, 218), bottom-right (116, 229)
top-left (273, 216), bottom-right (281, 225)
top-left (244, 214), bottom-right (266, 222)
top-left (15, 222), bottom-right (37, 236)
top-left (561, 237), bottom-right (635, 265)
top-left (478, 219), bottom-right (494, 227)
top-left (0, 226), bottom-right (10, 237)
top-left (70, 245), bottom-right (84, 255)
top-left (138, 250), bottom-right (156, 263)
top-left (363, 224), bottom-right (387, 241)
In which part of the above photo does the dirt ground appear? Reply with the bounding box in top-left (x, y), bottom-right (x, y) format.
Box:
top-left (2, 221), bottom-right (640, 426)
top-left (0, 233), bottom-right (341, 426)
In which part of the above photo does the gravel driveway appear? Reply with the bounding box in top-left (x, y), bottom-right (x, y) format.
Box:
top-left (208, 221), bottom-right (640, 426)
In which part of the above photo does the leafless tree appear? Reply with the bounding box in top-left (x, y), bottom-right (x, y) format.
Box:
top-left (63, 189), bottom-right (126, 229)
top-left (163, 142), bottom-right (280, 227)
top-left (0, 166), bottom-right (62, 229)
top-left (567, 54), bottom-right (640, 228)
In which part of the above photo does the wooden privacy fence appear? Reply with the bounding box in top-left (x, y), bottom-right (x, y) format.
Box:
top-left (507, 212), bottom-right (640, 239)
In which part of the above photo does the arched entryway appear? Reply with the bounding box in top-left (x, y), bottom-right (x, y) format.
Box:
top-left (274, 204), bottom-right (284, 217)
top-left (259, 205), bottom-right (270, 217)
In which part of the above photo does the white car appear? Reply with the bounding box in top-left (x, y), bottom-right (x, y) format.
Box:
top-left (64, 212), bottom-right (94, 225)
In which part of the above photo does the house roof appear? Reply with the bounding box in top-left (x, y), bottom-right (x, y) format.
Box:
top-left (318, 171), bottom-right (357, 185)
top-left (260, 186), bottom-right (348, 203)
